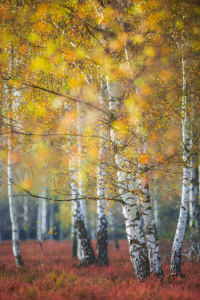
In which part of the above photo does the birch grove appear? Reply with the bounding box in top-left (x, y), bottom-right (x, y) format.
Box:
top-left (0, 0), bottom-right (199, 282)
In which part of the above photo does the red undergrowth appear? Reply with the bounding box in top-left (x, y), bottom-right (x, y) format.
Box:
top-left (0, 240), bottom-right (199, 300)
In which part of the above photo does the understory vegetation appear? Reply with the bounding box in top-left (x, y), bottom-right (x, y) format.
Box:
top-left (0, 240), bottom-right (200, 300)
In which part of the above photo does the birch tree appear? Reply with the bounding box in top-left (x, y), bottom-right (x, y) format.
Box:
top-left (171, 45), bottom-right (190, 274)
top-left (70, 159), bottom-right (97, 265)
top-left (37, 184), bottom-right (47, 242)
top-left (107, 79), bottom-right (150, 279)
top-left (96, 81), bottom-right (109, 265)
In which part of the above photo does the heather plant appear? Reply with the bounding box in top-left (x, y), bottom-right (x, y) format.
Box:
top-left (0, 240), bottom-right (200, 300)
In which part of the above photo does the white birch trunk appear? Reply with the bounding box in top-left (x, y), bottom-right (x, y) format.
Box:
top-left (41, 186), bottom-right (47, 240)
top-left (71, 202), bottom-right (77, 256)
top-left (154, 180), bottom-right (160, 229)
top-left (23, 195), bottom-right (28, 240)
top-left (77, 102), bottom-right (89, 260)
top-left (37, 198), bottom-right (42, 242)
top-left (23, 196), bottom-right (28, 224)
top-left (138, 173), bottom-right (164, 277)
top-left (5, 48), bottom-right (24, 266)
top-left (96, 81), bottom-right (109, 265)
top-left (70, 162), bottom-right (97, 265)
top-left (137, 137), bottom-right (163, 277)
top-left (49, 202), bottom-right (54, 240)
top-left (171, 52), bottom-right (190, 273)
top-left (107, 79), bottom-right (149, 279)
top-left (37, 185), bottom-right (47, 241)
top-left (8, 139), bottom-right (24, 267)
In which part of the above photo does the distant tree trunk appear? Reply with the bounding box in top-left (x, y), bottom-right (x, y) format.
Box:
top-left (70, 163), bottom-right (97, 265)
top-left (8, 140), bottom-right (24, 267)
top-left (37, 199), bottom-right (42, 242)
top-left (59, 220), bottom-right (64, 241)
top-left (23, 195), bottom-right (28, 240)
top-left (108, 212), bottom-right (119, 250)
top-left (71, 202), bottom-right (77, 256)
top-left (96, 80), bottom-right (109, 265)
top-left (154, 179), bottom-right (160, 230)
top-left (49, 202), bottom-right (54, 240)
top-left (90, 213), bottom-right (96, 240)
top-left (37, 185), bottom-right (47, 241)
top-left (107, 79), bottom-right (150, 279)
top-left (171, 50), bottom-right (190, 273)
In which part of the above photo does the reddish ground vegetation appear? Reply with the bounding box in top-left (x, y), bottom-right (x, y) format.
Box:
top-left (0, 240), bottom-right (199, 300)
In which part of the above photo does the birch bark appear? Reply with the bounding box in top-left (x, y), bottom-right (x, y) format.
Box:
top-left (107, 79), bottom-right (149, 279)
top-left (137, 138), bottom-right (163, 278)
top-left (70, 162), bottom-right (97, 265)
top-left (8, 139), bottom-right (24, 267)
top-left (71, 202), bottom-right (77, 256)
top-left (154, 179), bottom-right (160, 230)
top-left (49, 202), bottom-right (54, 240)
top-left (5, 60), bottom-right (24, 266)
top-left (77, 102), bottom-right (89, 260)
top-left (37, 185), bottom-right (47, 241)
top-left (171, 52), bottom-right (190, 273)
top-left (96, 81), bottom-right (109, 265)
top-left (138, 173), bottom-right (163, 277)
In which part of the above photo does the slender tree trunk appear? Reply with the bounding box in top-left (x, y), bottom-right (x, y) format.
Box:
top-left (70, 162), bottom-right (97, 265)
top-left (23, 194), bottom-right (28, 240)
top-left (171, 52), bottom-right (190, 273)
top-left (108, 212), bottom-right (119, 250)
top-left (59, 220), bottom-right (64, 241)
top-left (137, 138), bottom-right (163, 278)
top-left (154, 179), bottom-right (160, 230)
top-left (138, 174), bottom-right (164, 277)
top-left (8, 140), bottom-right (24, 267)
top-left (107, 79), bottom-right (150, 279)
top-left (77, 101), bottom-right (89, 261)
top-left (71, 202), bottom-right (77, 256)
top-left (49, 202), bottom-right (54, 240)
top-left (96, 81), bottom-right (109, 265)
top-left (37, 198), bottom-right (42, 242)
top-left (41, 186), bottom-right (47, 240)
top-left (37, 185), bottom-right (47, 241)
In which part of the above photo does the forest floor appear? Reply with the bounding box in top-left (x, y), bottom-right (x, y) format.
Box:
top-left (0, 240), bottom-right (199, 300)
